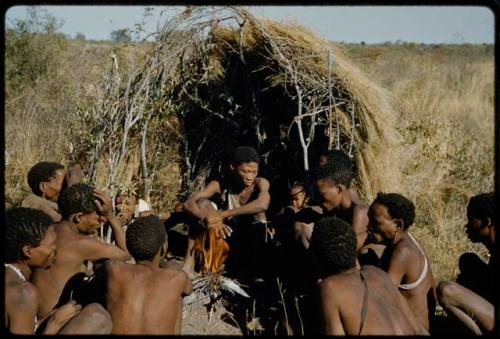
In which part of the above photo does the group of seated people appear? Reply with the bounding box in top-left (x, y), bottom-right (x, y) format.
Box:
top-left (4, 146), bottom-right (497, 335)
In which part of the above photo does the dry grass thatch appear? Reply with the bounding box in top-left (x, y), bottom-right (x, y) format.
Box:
top-left (74, 6), bottom-right (401, 209)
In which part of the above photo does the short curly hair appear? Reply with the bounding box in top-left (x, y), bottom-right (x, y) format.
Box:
top-left (27, 162), bottom-right (65, 196)
top-left (5, 207), bottom-right (54, 263)
top-left (467, 192), bottom-right (494, 221)
top-left (314, 161), bottom-right (352, 188)
top-left (372, 192), bottom-right (415, 230)
top-left (311, 216), bottom-right (357, 276)
top-left (126, 215), bottom-right (167, 261)
top-left (58, 183), bottom-right (97, 220)
top-left (233, 146), bottom-right (260, 165)
top-left (319, 149), bottom-right (358, 176)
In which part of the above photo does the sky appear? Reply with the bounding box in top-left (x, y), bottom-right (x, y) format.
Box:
top-left (4, 5), bottom-right (495, 44)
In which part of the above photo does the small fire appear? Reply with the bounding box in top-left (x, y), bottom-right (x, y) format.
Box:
top-left (193, 227), bottom-right (230, 275)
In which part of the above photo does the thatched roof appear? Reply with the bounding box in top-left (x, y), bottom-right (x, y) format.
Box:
top-left (74, 6), bottom-right (400, 211)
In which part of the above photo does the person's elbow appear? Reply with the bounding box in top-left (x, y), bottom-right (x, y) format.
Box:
top-left (258, 195), bottom-right (270, 211)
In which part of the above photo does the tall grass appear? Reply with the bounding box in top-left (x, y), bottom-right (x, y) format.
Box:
top-left (343, 43), bottom-right (494, 280)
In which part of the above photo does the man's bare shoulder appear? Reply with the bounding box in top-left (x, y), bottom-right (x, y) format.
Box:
top-left (254, 177), bottom-right (270, 187)
top-left (6, 280), bottom-right (38, 309)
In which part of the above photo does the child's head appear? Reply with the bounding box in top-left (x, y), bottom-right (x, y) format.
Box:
top-left (115, 192), bottom-right (138, 225)
top-left (311, 216), bottom-right (357, 277)
top-left (58, 183), bottom-right (102, 234)
top-left (126, 215), bottom-right (167, 262)
top-left (289, 182), bottom-right (307, 209)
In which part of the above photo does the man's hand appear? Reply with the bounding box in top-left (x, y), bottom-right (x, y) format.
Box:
top-left (205, 211), bottom-right (232, 239)
top-left (93, 190), bottom-right (113, 218)
top-left (44, 301), bottom-right (82, 334)
top-left (66, 164), bottom-right (85, 187)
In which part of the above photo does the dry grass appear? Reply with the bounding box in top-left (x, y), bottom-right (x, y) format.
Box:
top-left (342, 43), bottom-right (494, 281)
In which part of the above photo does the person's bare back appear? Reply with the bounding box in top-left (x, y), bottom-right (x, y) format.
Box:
top-left (319, 265), bottom-right (417, 335)
top-left (105, 260), bottom-right (190, 334)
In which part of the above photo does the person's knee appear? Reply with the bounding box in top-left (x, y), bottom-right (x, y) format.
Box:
top-left (81, 303), bottom-right (112, 334)
top-left (437, 281), bottom-right (459, 307)
top-left (197, 198), bottom-right (214, 211)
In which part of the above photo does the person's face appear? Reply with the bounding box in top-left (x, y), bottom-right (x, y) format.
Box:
top-left (41, 169), bottom-right (66, 202)
top-left (465, 217), bottom-right (490, 243)
top-left (290, 187), bottom-right (306, 209)
top-left (233, 162), bottom-right (259, 187)
top-left (116, 195), bottom-right (137, 225)
top-left (318, 155), bottom-right (328, 166)
top-left (78, 211), bottom-right (103, 235)
top-left (26, 225), bottom-right (57, 269)
top-left (315, 178), bottom-right (343, 211)
top-left (367, 203), bottom-right (400, 245)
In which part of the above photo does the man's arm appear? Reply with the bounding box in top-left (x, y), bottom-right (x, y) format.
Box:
top-left (94, 189), bottom-right (128, 253)
top-left (220, 178), bottom-right (270, 219)
top-left (181, 271), bottom-right (193, 296)
top-left (386, 245), bottom-right (410, 288)
top-left (182, 180), bottom-right (221, 219)
top-left (397, 291), bottom-right (429, 335)
top-left (76, 236), bottom-right (131, 262)
top-left (318, 280), bottom-right (345, 335)
top-left (352, 205), bottom-right (369, 250)
top-left (7, 284), bottom-right (38, 334)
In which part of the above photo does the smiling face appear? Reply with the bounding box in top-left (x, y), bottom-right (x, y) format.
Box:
top-left (233, 162), bottom-right (259, 187)
top-left (41, 169), bottom-right (66, 202)
top-left (368, 203), bottom-right (399, 245)
top-left (27, 225), bottom-right (57, 269)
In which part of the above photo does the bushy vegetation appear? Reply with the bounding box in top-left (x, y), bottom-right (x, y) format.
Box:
top-left (4, 9), bottom-right (494, 282)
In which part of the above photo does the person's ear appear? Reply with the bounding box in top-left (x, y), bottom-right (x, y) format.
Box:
top-left (394, 219), bottom-right (404, 230)
top-left (72, 212), bottom-right (83, 224)
top-left (160, 242), bottom-right (167, 257)
top-left (484, 217), bottom-right (492, 228)
top-left (22, 245), bottom-right (33, 260)
top-left (39, 182), bottom-right (48, 197)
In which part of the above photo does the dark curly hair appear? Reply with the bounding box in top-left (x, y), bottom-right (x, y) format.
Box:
top-left (319, 149), bottom-right (358, 176)
top-left (27, 162), bottom-right (65, 196)
top-left (372, 192), bottom-right (416, 230)
top-left (126, 215), bottom-right (167, 261)
top-left (58, 183), bottom-right (97, 220)
top-left (311, 216), bottom-right (357, 277)
top-left (467, 192), bottom-right (494, 221)
top-left (233, 146), bottom-right (260, 165)
top-left (314, 161), bottom-right (352, 188)
top-left (5, 207), bottom-right (54, 263)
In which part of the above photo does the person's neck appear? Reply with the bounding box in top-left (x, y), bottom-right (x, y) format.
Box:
top-left (136, 257), bottom-right (160, 268)
top-left (340, 195), bottom-right (352, 210)
top-left (65, 219), bottom-right (81, 234)
top-left (338, 267), bottom-right (359, 275)
top-left (391, 230), bottom-right (407, 246)
top-left (8, 262), bottom-right (32, 281)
